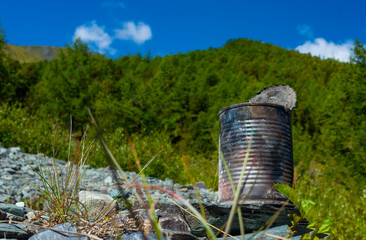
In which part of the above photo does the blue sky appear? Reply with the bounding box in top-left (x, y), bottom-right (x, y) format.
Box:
top-left (1, 0), bottom-right (365, 62)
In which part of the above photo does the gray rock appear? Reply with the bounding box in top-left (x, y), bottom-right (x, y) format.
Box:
top-left (248, 85), bottom-right (297, 110)
top-left (109, 189), bottom-right (132, 199)
top-left (0, 194), bottom-right (11, 203)
top-left (215, 224), bottom-right (303, 239)
top-left (9, 147), bottom-right (21, 153)
top-left (104, 176), bottom-right (113, 184)
top-left (164, 179), bottom-right (174, 190)
top-left (0, 203), bottom-right (25, 220)
top-left (0, 223), bottom-right (33, 239)
top-left (26, 211), bottom-right (36, 220)
top-left (164, 230), bottom-right (199, 240)
top-left (1, 175), bottom-right (12, 180)
top-left (4, 168), bottom-right (16, 174)
top-left (29, 223), bottom-right (88, 240)
top-left (121, 231), bottom-right (163, 240)
top-left (158, 213), bottom-right (190, 232)
top-left (78, 190), bottom-right (117, 219)
top-left (239, 225), bottom-right (291, 239)
top-left (193, 182), bottom-right (207, 189)
top-left (0, 210), bottom-right (6, 220)
top-left (0, 143), bottom-right (6, 154)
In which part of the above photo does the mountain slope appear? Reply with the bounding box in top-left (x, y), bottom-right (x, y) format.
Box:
top-left (4, 44), bottom-right (63, 63)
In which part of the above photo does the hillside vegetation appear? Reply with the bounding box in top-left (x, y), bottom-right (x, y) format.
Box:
top-left (0, 25), bottom-right (365, 238)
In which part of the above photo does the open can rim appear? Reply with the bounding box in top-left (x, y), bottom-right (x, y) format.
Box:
top-left (218, 102), bottom-right (290, 117)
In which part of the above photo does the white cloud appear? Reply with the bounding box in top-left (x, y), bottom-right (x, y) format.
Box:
top-left (101, 1), bottom-right (125, 9)
top-left (297, 24), bottom-right (314, 39)
top-left (73, 21), bottom-right (115, 54)
top-left (295, 38), bottom-right (353, 62)
top-left (114, 21), bottom-right (152, 44)
top-left (73, 21), bottom-right (152, 54)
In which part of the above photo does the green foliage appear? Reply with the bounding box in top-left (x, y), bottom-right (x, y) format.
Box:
top-left (276, 161), bottom-right (366, 239)
top-left (0, 21), bottom-right (5, 57)
top-left (90, 129), bottom-right (190, 184)
top-left (1, 60), bottom-right (43, 104)
top-left (0, 104), bottom-right (68, 158)
top-left (275, 183), bottom-right (331, 237)
top-left (35, 39), bottom-right (104, 133)
top-left (0, 20), bottom-right (8, 89)
top-left (352, 39), bottom-right (366, 67)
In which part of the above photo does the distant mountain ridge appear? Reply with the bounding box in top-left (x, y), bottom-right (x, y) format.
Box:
top-left (4, 44), bottom-right (63, 63)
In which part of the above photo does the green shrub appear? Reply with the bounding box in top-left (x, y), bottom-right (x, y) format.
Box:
top-left (0, 104), bottom-right (68, 157)
top-left (283, 162), bottom-right (366, 239)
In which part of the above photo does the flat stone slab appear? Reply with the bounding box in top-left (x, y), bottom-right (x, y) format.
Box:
top-left (0, 203), bottom-right (25, 221)
top-left (152, 201), bottom-right (297, 237)
top-left (121, 231), bottom-right (163, 240)
top-left (29, 223), bottom-right (88, 240)
top-left (216, 225), bottom-right (302, 240)
top-left (0, 223), bottom-right (33, 239)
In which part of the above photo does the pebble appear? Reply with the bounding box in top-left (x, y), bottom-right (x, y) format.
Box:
top-left (26, 211), bottom-right (36, 220)
top-left (0, 144), bottom-right (218, 205)
top-left (28, 223), bottom-right (88, 240)
top-left (15, 202), bottom-right (25, 208)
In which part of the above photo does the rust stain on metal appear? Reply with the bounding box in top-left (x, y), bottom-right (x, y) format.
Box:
top-left (218, 103), bottom-right (293, 205)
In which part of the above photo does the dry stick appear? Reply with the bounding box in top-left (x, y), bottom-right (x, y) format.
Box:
top-left (121, 184), bottom-right (217, 239)
top-left (125, 130), bottom-right (162, 240)
top-left (236, 208), bottom-right (245, 240)
top-left (87, 109), bottom-right (168, 238)
top-left (214, 133), bottom-right (253, 239)
top-left (52, 119), bottom-right (59, 200)
top-left (179, 123), bottom-right (209, 236)
top-left (262, 232), bottom-right (289, 240)
top-left (256, 162), bottom-right (299, 240)
top-left (222, 137), bottom-right (252, 239)
top-left (124, 130), bottom-right (147, 203)
top-left (87, 108), bottom-right (147, 239)
top-left (87, 108), bottom-right (140, 199)
top-left (257, 162), bottom-right (300, 240)
top-left (179, 142), bottom-right (209, 237)
top-left (166, 198), bottom-right (240, 240)
top-left (124, 150), bottom-right (161, 196)
top-left (254, 200), bottom-right (290, 240)
top-left (137, 150), bottom-right (162, 177)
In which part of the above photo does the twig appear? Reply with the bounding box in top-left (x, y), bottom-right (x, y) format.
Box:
top-left (263, 232), bottom-right (289, 240)
top-left (166, 198), bottom-right (240, 240)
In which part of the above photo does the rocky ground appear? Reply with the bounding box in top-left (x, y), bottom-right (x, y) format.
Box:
top-left (0, 144), bottom-right (317, 239)
top-left (0, 145), bottom-right (217, 204)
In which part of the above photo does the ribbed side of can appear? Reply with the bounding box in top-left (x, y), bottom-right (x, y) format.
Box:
top-left (218, 104), bottom-right (293, 205)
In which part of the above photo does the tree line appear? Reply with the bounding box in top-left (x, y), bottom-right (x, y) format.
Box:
top-left (0, 24), bottom-right (365, 188)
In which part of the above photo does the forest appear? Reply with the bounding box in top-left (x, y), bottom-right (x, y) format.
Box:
top-left (0, 24), bottom-right (365, 237)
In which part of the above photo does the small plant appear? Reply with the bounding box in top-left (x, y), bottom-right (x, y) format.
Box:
top-left (23, 122), bottom-right (93, 225)
top-left (275, 183), bottom-right (331, 239)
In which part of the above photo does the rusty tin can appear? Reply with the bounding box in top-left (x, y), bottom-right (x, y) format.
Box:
top-left (218, 103), bottom-right (293, 205)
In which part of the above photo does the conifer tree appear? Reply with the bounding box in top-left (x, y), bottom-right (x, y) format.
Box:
top-left (37, 39), bottom-right (99, 161)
